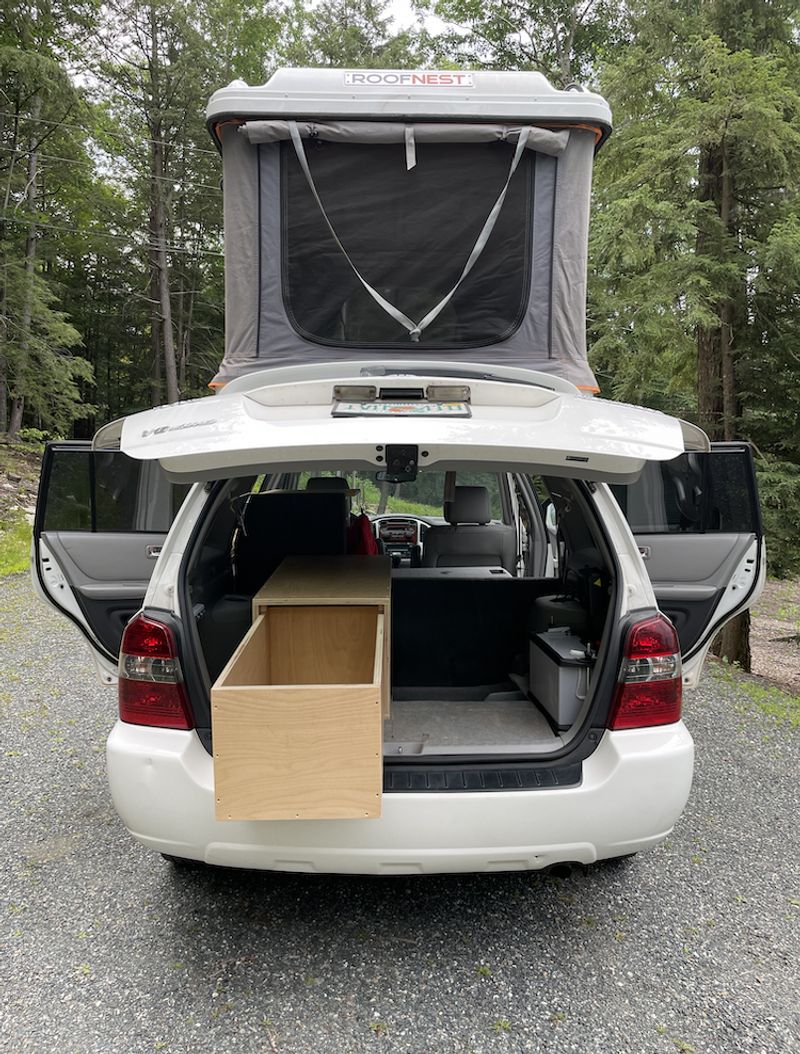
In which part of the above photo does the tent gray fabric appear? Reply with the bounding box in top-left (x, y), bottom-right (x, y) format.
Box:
top-left (221, 126), bottom-right (260, 366)
top-left (213, 122), bottom-right (599, 390)
top-left (240, 119), bottom-right (570, 158)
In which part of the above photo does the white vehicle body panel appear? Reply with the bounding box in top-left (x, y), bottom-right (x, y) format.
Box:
top-left (119, 374), bottom-right (688, 483)
top-left (107, 721), bottom-right (693, 874)
top-left (32, 362), bottom-right (767, 876)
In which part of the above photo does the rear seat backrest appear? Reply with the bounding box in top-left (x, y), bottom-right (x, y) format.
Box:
top-left (422, 486), bottom-right (516, 572)
top-left (233, 491), bottom-right (349, 594)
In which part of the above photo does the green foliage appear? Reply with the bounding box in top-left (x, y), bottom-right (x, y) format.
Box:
top-left (280, 0), bottom-right (425, 68)
top-left (0, 0), bottom-right (798, 577)
top-left (586, 0), bottom-right (800, 575)
top-left (15, 428), bottom-right (51, 447)
top-left (755, 458), bottom-right (800, 579)
top-left (0, 3), bottom-right (98, 435)
top-left (424, 0), bottom-right (621, 85)
top-left (590, 11), bottom-right (800, 418)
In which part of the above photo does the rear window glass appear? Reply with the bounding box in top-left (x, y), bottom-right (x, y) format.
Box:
top-left (282, 140), bottom-right (532, 348)
top-left (612, 451), bottom-right (759, 534)
top-left (42, 450), bottom-right (186, 533)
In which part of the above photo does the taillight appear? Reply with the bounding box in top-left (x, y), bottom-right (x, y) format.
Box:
top-left (118, 615), bottom-right (193, 729)
top-left (608, 614), bottom-right (682, 730)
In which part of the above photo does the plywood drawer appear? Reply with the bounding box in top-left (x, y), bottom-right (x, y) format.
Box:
top-left (211, 606), bottom-right (384, 820)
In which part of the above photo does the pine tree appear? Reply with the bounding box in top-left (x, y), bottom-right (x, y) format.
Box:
top-left (0, 1), bottom-right (94, 436)
top-left (423, 0), bottom-right (622, 85)
top-left (280, 0), bottom-right (425, 68)
top-left (589, 0), bottom-right (800, 664)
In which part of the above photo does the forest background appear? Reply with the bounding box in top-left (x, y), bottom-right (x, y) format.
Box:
top-left (2, 0), bottom-right (800, 665)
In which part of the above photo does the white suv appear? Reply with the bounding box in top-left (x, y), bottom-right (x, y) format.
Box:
top-left (33, 361), bottom-right (764, 874)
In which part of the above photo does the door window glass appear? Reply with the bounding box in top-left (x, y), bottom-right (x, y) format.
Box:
top-left (43, 450), bottom-right (92, 531)
top-left (611, 449), bottom-right (760, 534)
top-left (42, 449), bottom-right (187, 533)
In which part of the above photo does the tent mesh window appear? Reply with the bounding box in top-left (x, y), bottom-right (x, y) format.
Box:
top-left (280, 140), bottom-right (533, 348)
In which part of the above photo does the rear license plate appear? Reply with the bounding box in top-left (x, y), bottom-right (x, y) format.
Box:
top-left (332, 401), bottom-right (471, 417)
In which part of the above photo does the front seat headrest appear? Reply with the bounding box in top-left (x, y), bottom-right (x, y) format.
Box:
top-left (446, 486), bottom-right (491, 525)
top-left (305, 476), bottom-right (356, 495)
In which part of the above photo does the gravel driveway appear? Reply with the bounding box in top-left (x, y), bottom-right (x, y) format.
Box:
top-left (1, 573), bottom-right (798, 1054)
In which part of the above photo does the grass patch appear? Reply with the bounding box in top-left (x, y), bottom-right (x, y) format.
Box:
top-left (0, 509), bottom-right (31, 576)
top-left (737, 680), bottom-right (800, 725)
top-left (384, 496), bottom-right (440, 517)
top-left (711, 660), bottom-right (800, 725)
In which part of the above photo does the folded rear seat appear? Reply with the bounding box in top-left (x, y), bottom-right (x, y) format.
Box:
top-left (233, 491), bottom-right (349, 593)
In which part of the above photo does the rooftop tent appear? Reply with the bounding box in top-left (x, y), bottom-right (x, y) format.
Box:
top-left (206, 68), bottom-right (612, 390)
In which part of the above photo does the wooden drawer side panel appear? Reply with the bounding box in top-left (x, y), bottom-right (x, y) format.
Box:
top-left (215, 614), bottom-right (269, 688)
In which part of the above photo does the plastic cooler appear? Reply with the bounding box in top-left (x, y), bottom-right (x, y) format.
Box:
top-left (530, 628), bottom-right (593, 729)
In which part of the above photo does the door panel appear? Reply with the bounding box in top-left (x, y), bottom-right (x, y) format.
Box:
top-left (44, 531), bottom-right (166, 584)
top-left (640, 533), bottom-right (753, 584)
top-left (612, 443), bottom-right (764, 679)
top-left (34, 443), bottom-right (186, 673)
top-left (40, 531), bottom-right (167, 658)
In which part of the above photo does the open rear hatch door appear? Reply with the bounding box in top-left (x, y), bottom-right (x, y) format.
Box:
top-left (109, 372), bottom-right (698, 484)
top-left (612, 443), bottom-right (765, 685)
top-left (32, 442), bottom-right (188, 680)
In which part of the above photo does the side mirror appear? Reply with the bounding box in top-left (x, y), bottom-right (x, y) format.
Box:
top-left (545, 501), bottom-right (558, 534)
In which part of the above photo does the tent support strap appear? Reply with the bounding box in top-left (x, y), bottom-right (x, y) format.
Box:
top-left (287, 121), bottom-right (531, 343)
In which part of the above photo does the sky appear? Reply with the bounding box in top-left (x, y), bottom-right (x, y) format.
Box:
top-left (388, 0), bottom-right (419, 28)
top-left (388, 0), bottom-right (450, 34)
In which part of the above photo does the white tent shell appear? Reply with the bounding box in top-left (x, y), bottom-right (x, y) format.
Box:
top-left (206, 68), bottom-right (612, 390)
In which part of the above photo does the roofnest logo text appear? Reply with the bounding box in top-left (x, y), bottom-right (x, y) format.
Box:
top-left (344, 72), bottom-right (474, 88)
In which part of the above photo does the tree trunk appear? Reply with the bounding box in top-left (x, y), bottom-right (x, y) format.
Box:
top-left (179, 284), bottom-right (194, 392)
top-left (151, 134), bottom-right (179, 403)
top-left (149, 191), bottom-right (162, 406)
top-left (7, 93), bottom-right (42, 439)
top-left (148, 3), bottom-right (179, 405)
top-left (0, 102), bottom-right (11, 435)
top-left (697, 325), bottom-right (722, 440)
top-left (156, 219), bottom-right (180, 403)
top-left (719, 143), bottom-right (737, 441)
top-left (556, 4), bottom-right (577, 86)
top-left (712, 610), bottom-right (751, 672)
top-left (8, 396), bottom-right (24, 437)
top-left (696, 146), bottom-right (724, 441)
top-left (175, 147), bottom-right (187, 392)
top-left (696, 139), bottom-right (751, 666)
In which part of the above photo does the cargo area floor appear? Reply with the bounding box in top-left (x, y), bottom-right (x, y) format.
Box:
top-left (383, 695), bottom-right (562, 755)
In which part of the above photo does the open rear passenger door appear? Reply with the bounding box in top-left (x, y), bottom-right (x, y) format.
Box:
top-left (611, 443), bottom-right (765, 685)
top-left (33, 442), bottom-right (188, 682)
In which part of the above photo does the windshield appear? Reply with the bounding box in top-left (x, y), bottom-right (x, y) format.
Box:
top-left (297, 469), bottom-right (504, 519)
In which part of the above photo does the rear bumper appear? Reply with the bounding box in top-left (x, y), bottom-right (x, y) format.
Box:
top-left (106, 722), bottom-right (694, 874)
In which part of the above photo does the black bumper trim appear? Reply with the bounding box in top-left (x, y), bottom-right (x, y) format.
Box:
top-left (383, 762), bottom-right (582, 793)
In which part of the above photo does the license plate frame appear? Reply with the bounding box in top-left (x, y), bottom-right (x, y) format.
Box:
top-left (332, 400), bottom-right (471, 418)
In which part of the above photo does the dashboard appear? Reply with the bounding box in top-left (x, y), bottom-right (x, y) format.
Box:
top-left (371, 515), bottom-right (436, 562)
top-left (378, 517), bottom-right (419, 546)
